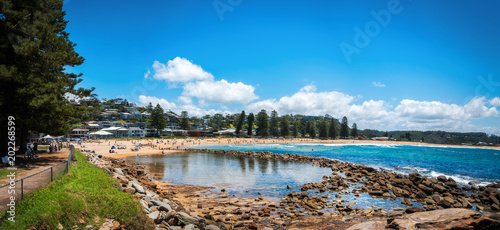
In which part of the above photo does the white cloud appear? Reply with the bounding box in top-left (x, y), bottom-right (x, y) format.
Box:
top-left (150, 57), bottom-right (214, 83)
top-left (395, 97), bottom-right (498, 120)
top-left (183, 79), bottom-right (258, 104)
top-left (138, 95), bottom-right (177, 111)
top-left (146, 57), bottom-right (258, 105)
top-left (246, 84), bottom-right (354, 115)
top-left (245, 85), bottom-right (500, 134)
top-left (177, 96), bottom-right (193, 105)
top-left (372, 82), bottom-right (386, 87)
top-left (138, 95), bottom-right (233, 117)
top-left (490, 97), bottom-right (500, 107)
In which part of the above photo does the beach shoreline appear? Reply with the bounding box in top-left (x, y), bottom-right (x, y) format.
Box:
top-left (81, 137), bottom-right (500, 159)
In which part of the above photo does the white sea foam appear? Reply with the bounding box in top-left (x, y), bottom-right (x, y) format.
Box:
top-left (393, 167), bottom-right (493, 187)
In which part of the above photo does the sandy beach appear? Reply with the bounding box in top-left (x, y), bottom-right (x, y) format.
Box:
top-left (81, 137), bottom-right (499, 159)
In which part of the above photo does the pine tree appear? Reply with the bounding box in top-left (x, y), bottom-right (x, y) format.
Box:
top-left (319, 120), bottom-right (328, 138)
top-left (0, 0), bottom-right (94, 155)
top-left (235, 111), bottom-right (245, 137)
top-left (256, 110), bottom-right (269, 137)
top-left (340, 116), bottom-right (349, 138)
top-left (300, 121), bottom-right (307, 137)
top-left (280, 116), bottom-right (290, 137)
top-left (180, 111), bottom-right (190, 130)
top-left (150, 104), bottom-right (166, 136)
top-left (351, 123), bottom-right (358, 138)
top-left (270, 110), bottom-right (280, 137)
top-left (292, 121), bottom-right (299, 138)
top-left (308, 121), bottom-right (316, 138)
top-left (247, 113), bottom-right (254, 136)
top-left (146, 102), bottom-right (154, 113)
top-left (329, 119), bottom-right (337, 139)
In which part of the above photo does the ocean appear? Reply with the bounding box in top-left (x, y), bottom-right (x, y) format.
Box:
top-left (193, 143), bottom-right (500, 187)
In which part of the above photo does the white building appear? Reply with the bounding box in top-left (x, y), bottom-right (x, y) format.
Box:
top-left (101, 127), bottom-right (129, 138)
top-left (128, 127), bottom-right (145, 138)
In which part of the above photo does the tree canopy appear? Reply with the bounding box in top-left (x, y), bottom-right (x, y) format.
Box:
top-left (0, 0), bottom-right (94, 154)
top-left (180, 111), bottom-right (191, 130)
top-left (256, 110), bottom-right (269, 137)
top-left (270, 110), bottom-right (280, 137)
top-left (340, 116), bottom-right (349, 138)
top-left (150, 104), bottom-right (166, 135)
top-left (329, 119), bottom-right (337, 139)
top-left (319, 120), bottom-right (328, 138)
top-left (351, 123), bottom-right (358, 138)
top-left (247, 113), bottom-right (254, 136)
top-left (235, 110), bottom-right (245, 137)
top-left (280, 115), bottom-right (290, 137)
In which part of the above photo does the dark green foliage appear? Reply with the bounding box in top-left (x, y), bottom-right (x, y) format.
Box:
top-left (256, 109), bottom-right (269, 137)
top-left (235, 110), bottom-right (245, 137)
top-left (247, 113), bottom-right (254, 136)
top-left (329, 119), bottom-right (337, 139)
top-left (292, 121), bottom-right (299, 137)
top-left (340, 116), bottom-right (349, 138)
top-left (308, 121), bottom-right (316, 138)
top-left (319, 120), bottom-right (328, 138)
top-left (180, 111), bottom-right (191, 130)
top-left (146, 102), bottom-right (154, 113)
top-left (150, 104), bottom-right (165, 135)
top-left (0, 0), bottom-right (94, 155)
top-left (280, 115), bottom-right (290, 137)
top-left (300, 121), bottom-right (307, 137)
top-left (270, 110), bottom-right (280, 137)
top-left (351, 123), bottom-right (358, 138)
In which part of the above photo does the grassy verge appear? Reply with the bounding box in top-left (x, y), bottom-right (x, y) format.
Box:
top-left (0, 169), bottom-right (16, 178)
top-left (0, 149), bottom-right (155, 230)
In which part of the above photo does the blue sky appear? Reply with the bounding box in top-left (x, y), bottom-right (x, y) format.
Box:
top-left (63, 0), bottom-right (500, 134)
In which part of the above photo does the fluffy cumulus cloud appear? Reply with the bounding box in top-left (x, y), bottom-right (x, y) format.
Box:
top-left (246, 85), bottom-right (354, 115)
top-left (245, 85), bottom-right (500, 134)
top-left (182, 79), bottom-right (258, 104)
top-left (372, 82), bottom-right (386, 87)
top-left (146, 57), bottom-right (258, 105)
top-left (150, 57), bottom-right (214, 83)
top-left (138, 95), bottom-right (177, 111)
top-left (395, 97), bottom-right (498, 121)
top-left (138, 95), bottom-right (232, 117)
top-left (490, 97), bottom-right (500, 107)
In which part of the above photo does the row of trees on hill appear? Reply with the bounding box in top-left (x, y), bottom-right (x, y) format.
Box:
top-left (233, 109), bottom-right (358, 138)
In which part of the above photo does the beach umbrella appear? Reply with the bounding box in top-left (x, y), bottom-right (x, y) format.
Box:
top-left (111, 145), bottom-right (116, 149)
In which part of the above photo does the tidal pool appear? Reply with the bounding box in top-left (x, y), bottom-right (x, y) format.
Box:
top-left (123, 151), bottom-right (417, 211)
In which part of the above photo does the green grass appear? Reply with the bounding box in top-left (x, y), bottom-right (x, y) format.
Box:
top-left (0, 169), bottom-right (16, 178)
top-left (0, 150), bottom-right (155, 230)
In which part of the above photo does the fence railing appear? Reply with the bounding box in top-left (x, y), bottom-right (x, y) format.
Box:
top-left (0, 145), bottom-right (74, 209)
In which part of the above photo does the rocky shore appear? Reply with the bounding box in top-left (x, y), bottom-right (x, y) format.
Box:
top-left (188, 148), bottom-right (500, 214)
top-left (82, 148), bottom-right (500, 229)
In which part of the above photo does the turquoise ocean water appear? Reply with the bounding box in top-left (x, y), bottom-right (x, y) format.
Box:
top-left (193, 143), bottom-right (500, 186)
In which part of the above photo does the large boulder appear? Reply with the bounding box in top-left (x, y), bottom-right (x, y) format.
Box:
top-left (347, 208), bottom-right (500, 230)
top-left (151, 199), bottom-right (172, 212)
top-left (175, 212), bottom-right (199, 226)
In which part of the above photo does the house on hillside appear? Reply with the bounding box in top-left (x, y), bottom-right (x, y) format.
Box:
top-left (128, 127), bottom-right (145, 138)
top-left (101, 127), bottom-right (129, 138)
